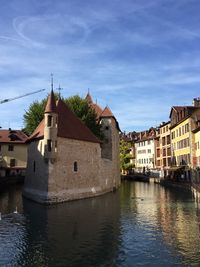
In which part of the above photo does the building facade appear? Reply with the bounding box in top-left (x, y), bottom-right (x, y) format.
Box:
top-left (169, 99), bottom-right (200, 181)
top-left (23, 91), bottom-right (120, 204)
top-left (0, 129), bottom-right (28, 177)
top-left (155, 121), bottom-right (171, 177)
top-left (135, 128), bottom-right (157, 173)
top-left (193, 127), bottom-right (200, 167)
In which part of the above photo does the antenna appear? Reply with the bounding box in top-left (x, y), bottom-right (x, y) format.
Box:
top-left (51, 73), bottom-right (54, 91)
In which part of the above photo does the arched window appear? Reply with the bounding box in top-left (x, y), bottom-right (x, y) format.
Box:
top-left (74, 161), bottom-right (78, 172)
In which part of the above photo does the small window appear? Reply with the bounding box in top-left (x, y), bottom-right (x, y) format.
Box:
top-left (10, 158), bottom-right (16, 167)
top-left (105, 126), bottom-right (109, 130)
top-left (47, 115), bottom-right (52, 127)
top-left (8, 145), bottom-right (14, 151)
top-left (47, 139), bottom-right (52, 152)
top-left (74, 161), bottom-right (78, 172)
top-left (33, 161), bottom-right (36, 172)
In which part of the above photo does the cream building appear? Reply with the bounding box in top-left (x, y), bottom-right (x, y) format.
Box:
top-left (0, 129), bottom-right (28, 177)
top-left (23, 90), bottom-right (120, 204)
top-left (135, 128), bottom-right (157, 173)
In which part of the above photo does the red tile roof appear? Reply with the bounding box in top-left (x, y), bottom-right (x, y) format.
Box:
top-left (45, 90), bottom-right (57, 113)
top-left (56, 99), bottom-right (100, 143)
top-left (28, 96), bottom-right (100, 144)
top-left (169, 106), bottom-right (196, 118)
top-left (85, 93), bottom-right (103, 118)
top-left (92, 103), bottom-right (103, 118)
top-left (0, 130), bottom-right (28, 144)
top-left (100, 106), bottom-right (113, 117)
top-left (28, 119), bottom-right (44, 141)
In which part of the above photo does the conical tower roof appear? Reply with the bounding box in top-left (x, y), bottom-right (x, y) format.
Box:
top-left (100, 106), bottom-right (113, 117)
top-left (85, 92), bottom-right (93, 104)
top-left (100, 106), bottom-right (121, 131)
top-left (45, 90), bottom-right (57, 113)
top-left (85, 92), bottom-right (103, 118)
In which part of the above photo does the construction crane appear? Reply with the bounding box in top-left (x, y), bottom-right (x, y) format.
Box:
top-left (0, 89), bottom-right (45, 104)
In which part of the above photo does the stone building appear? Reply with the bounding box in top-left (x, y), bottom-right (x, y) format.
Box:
top-left (23, 90), bottom-right (120, 204)
top-left (0, 129), bottom-right (28, 177)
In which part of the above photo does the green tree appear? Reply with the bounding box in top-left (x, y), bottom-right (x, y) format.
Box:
top-left (64, 96), bottom-right (103, 139)
top-left (120, 139), bottom-right (133, 174)
top-left (23, 99), bottom-right (46, 135)
top-left (23, 94), bottom-right (103, 139)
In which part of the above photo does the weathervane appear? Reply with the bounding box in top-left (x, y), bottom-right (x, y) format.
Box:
top-left (57, 84), bottom-right (63, 98)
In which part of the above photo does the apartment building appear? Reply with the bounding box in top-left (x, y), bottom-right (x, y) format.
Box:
top-left (169, 98), bottom-right (200, 181)
top-left (155, 121), bottom-right (171, 177)
top-left (193, 126), bottom-right (200, 167)
top-left (135, 128), bottom-right (157, 173)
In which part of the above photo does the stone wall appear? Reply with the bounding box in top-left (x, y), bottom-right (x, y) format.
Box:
top-left (23, 140), bottom-right (49, 203)
top-left (100, 117), bottom-right (121, 189)
top-left (111, 118), bottom-right (121, 187)
top-left (46, 137), bottom-right (103, 203)
top-left (24, 118), bottom-right (120, 204)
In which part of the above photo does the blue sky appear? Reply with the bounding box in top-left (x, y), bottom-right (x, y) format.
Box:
top-left (0, 0), bottom-right (200, 132)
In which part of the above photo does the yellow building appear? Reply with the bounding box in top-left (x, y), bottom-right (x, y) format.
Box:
top-left (155, 121), bottom-right (171, 177)
top-left (170, 99), bottom-right (200, 181)
top-left (0, 129), bottom-right (28, 177)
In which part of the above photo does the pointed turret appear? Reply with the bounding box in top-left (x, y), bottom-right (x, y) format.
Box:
top-left (85, 92), bottom-right (93, 104)
top-left (100, 106), bottom-right (113, 117)
top-left (44, 90), bottom-right (58, 162)
top-left (85, 92), bottom-right (103, 119)
top-left (45, 90), bottom-right (57, 113)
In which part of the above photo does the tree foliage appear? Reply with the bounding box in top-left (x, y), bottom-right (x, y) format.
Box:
top-left (64, 96), bottom-right (103, 139)
top-left (23, 99), bottom-right (46, 135)
top-left (120, 139), bottom-right (133, 172)
top-left (23, 94), bottom-right (103, 139)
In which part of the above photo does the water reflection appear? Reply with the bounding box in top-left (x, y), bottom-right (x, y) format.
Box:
top-left (0, 186), bottom-right (121, 267)
top-left (119, 181), bottom-right (200, 266)
top-left (0, 182), bottom-right (200, 266)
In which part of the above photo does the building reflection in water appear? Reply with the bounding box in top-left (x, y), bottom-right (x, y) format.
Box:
top-left (21, 190), bottom-right (121, 267)
top-left (126, 181), bottom-right (200, 266)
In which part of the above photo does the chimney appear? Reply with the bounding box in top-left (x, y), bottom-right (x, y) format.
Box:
top-left (193, 98), bottom-right (200, 107)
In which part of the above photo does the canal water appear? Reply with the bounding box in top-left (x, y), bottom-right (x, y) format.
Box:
top-left (0, 181), bottom-right (200, 267)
